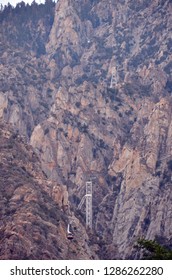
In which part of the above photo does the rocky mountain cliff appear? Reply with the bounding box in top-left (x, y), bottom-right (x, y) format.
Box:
top-left (0, 0), bottom-right (172, 259)
top-left (0, 121), bottom-right (98, 259)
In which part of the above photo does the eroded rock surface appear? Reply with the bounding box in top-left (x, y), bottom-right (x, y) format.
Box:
top-left (0, 0), bottom-right (172, 259)
top-left (0, 122), bottom-right (97, 259)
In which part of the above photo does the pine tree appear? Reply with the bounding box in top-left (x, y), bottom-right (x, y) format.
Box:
top-left (136, 238), bottom-right (172, 260)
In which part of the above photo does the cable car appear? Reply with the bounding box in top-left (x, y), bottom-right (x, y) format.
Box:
top-left (67, 223), bottom-right (74, 240)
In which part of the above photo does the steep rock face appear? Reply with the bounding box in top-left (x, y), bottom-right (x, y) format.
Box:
top-left (0, 2), bottom-right (56, 138)
top-left (40, 0), bottom-right (172, 258)
top-left (109, 97), bottom-right (172, 258)
top-left (0, 0), bottom-right (172, 259)
top-left (0, 122), bottom-right (97, 259)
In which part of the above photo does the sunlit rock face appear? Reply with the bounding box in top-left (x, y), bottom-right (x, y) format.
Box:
top-left (0, 122), bottom-right (98, 260)
top-left (0, 0), bottom-right (172, 259)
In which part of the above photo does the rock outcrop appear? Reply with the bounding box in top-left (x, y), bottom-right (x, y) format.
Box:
top-left (0, 0), bottom-right (171, 259)
top-left (0, 121), bottom-right (97, 259)
top-left (109, 97), bottom-right (172, 258)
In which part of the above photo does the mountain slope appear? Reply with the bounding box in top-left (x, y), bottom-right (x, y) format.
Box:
top-left (0, 121), bottom-right (97, 259)
top-left (0, 0), bottom-right (172, 259)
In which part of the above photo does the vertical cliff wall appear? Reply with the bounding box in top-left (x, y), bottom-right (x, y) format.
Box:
top-left (0, 0), bottom-right (172, 259)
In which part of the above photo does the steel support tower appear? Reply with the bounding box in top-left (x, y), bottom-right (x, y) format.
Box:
top-left (110, 66), bottom-right (119, 88)
top-left (85, 181), bottom-right (92, 229)
top-left (78, 181), bottom-right (93, 230)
